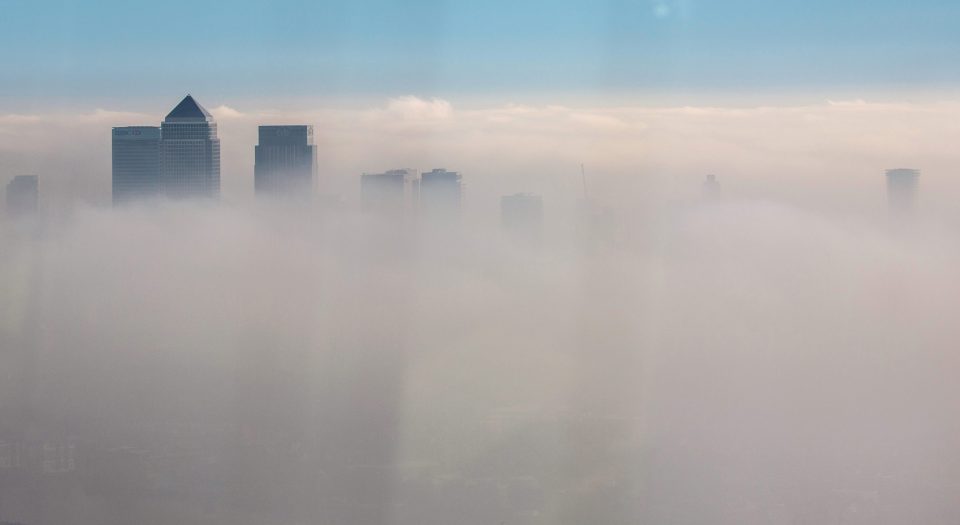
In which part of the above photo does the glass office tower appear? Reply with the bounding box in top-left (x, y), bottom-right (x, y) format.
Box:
top-left (112, 126), bottom-right (161, 205)
top-left (254, 125), bottom-right (317, 199)
top-left (160, 95), bottom-right (220, 199)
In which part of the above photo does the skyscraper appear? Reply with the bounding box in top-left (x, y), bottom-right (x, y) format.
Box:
top-left (254, 125), bottom-right (317, 199)
top-left (360, 169), bottom-right (420, 215)
top-left (5, 175), bottom-right (39, 217)
top-left (885, 168), bottom-right (919, 213)
top-left (419, 168), bottom-right (462, 219)
top-left (112, 126), bottom-right (161, 204)
top-left (160, 95), bottom-right (220, 199)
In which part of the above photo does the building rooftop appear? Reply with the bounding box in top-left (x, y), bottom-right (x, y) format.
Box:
top-left (164, 95), bottom-right (213, 121)
top-left (7, 175), bottom-right (38, 190)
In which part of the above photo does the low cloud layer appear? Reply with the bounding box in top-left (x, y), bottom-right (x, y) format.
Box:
top-left (3, 193), bottom-right (960, 523)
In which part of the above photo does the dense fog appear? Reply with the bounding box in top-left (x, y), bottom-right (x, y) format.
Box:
top-left (4, 98), bottom-right (960, 524)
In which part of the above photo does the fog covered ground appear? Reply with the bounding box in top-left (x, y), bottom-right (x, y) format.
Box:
top-left (4, 97), bottom-right (960, 524)
top-left (3, 194), bottom-right (960, 524)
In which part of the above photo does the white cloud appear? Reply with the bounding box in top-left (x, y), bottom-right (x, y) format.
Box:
top-left (383, 96), bottom-right (453, 120)
top-left (89, 108), bottom-right (151, 122)
top-left (210, 105), bottom-right (245, 119)
top-left (0, 113), bottom-right (42, 124)
top-left (653, 2), bottom-right (671, 18)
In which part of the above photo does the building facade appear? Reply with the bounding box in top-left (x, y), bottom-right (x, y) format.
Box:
top-left (360, 169), bottom-right (420, 215)
top-left (112, 126), bottom-right (161, 204)
top-left (5, 175), bottom-right (38, 217)
top-left (419, 168), bottom-right (462, 219)
top-left (886, 168), bottom-right (919, 213)
top-left (160, 95), bottom-right (220, 199)
top-left (254, 125), bottom-right (317, 199)
top-left (501, 193), bottom-right (543, 240)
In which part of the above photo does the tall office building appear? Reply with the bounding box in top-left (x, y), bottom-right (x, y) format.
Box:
top-left (360, 169), bottom-right (420, 215)
top-left (112, 126), bottom-right (161, 204)
top-left (885, 168), bottom-right (919, 212)
top-left (5, 175), bottom-right (39, 217)
top-left (254, 125), bottom-right (317, 199)
top-left (160, 95), bottom-right (220, 199)
top-left (501, 193), bottom-right (543, 241)
top-left (419, 168), bottom-right (462, 218)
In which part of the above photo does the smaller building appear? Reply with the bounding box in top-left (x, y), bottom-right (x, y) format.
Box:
top-left (5, 175), bottom-right (38, 218)
top-left (361, 169), bottom-right (420, 215)
top-left (255, 125), bottom-right (317, 199)
top-left (885, 168), bottom-right (919, 213)
top-left (0, 439), bottom-right (76, 474)
top-left (419, 168), bottom-right (462, 219)
top-left (703, 174), bottom-right (721, 197)
top-left (501, 193), bottom-right (543, 241)
top-left (112, 126), bottom-right (161, 204)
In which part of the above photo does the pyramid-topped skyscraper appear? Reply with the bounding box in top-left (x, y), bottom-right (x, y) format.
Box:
top-left (160, 95), bottom-right (220, 199)
top-left (165, 94), bottom-right (214, 121)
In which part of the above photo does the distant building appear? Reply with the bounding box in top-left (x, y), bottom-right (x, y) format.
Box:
top-left (501, 193), bottom-right (543, 241)
top-left (160, 95), bottom-right (220, 199)
top-left (419, 168), bottom-right (462, 219)
top-left (579, 201), bottom-right (619, 248)
top-left (703, 174), bottom-right (721, 197)
top-left (361, 169), bottom-right (420, 215)
top-left (254, 125), bottom-right (317, 199)
top-left (5, 175), bottom-right (38, 217)
top-left (885, 168), bottom-right (919, 212)
top-left (112, 126), bottom-right (161, 204)
top-left (0, 439), bottom-right (76, 474)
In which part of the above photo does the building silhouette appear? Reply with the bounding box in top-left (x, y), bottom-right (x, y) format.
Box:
top-left (419, 168), bottom-right (462, 219)
top-left (885, 168), bottom-right (919, 213)
top-left (360, 169), bottom-right (420, 215)
top-left (112, 126), bottom-right (161, 204)
top-left (703, 174), bottom-right (721, 197)
top-left (501, 193), bottom-right (543, 241)
top-left (160, 95), bottom-right (220, 199)
top-left (5, 175), bottom-right (38, 217)
top-left (254, 125), bottom-right (317, 199)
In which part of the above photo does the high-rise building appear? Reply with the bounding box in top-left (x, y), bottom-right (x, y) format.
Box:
top-left (5, 175), bottom-right (38, 217)
top-left (419, 168), bottom-right (462, 218)
top-left (501, 193), bottom-right (543, 241)
top-left (160, 95), bottom-right (220, 199)
top-left (360, 169), bottom-right (420, 214)
top-left (886, 168), bottom-right (919, 212)
top-left (112, 126), bottom-right (161, 204)
top-left (254, 125), bottom-right (317, 199)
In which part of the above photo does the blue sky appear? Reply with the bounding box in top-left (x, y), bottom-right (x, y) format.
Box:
top-left (1, 0), bottom-right (960, 107)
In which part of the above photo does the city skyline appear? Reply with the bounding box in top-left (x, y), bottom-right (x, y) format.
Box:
top-left (6, 93), bottom-right (960, 219)
top-left (6, 93), bottom-right (955, 220)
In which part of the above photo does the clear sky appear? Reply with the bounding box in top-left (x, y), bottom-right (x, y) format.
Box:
top-left (2, 0), bottom-right (960, 107)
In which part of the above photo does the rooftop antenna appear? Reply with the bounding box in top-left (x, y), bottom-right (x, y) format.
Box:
top-left (580, 163), bottom-right (589, 201)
